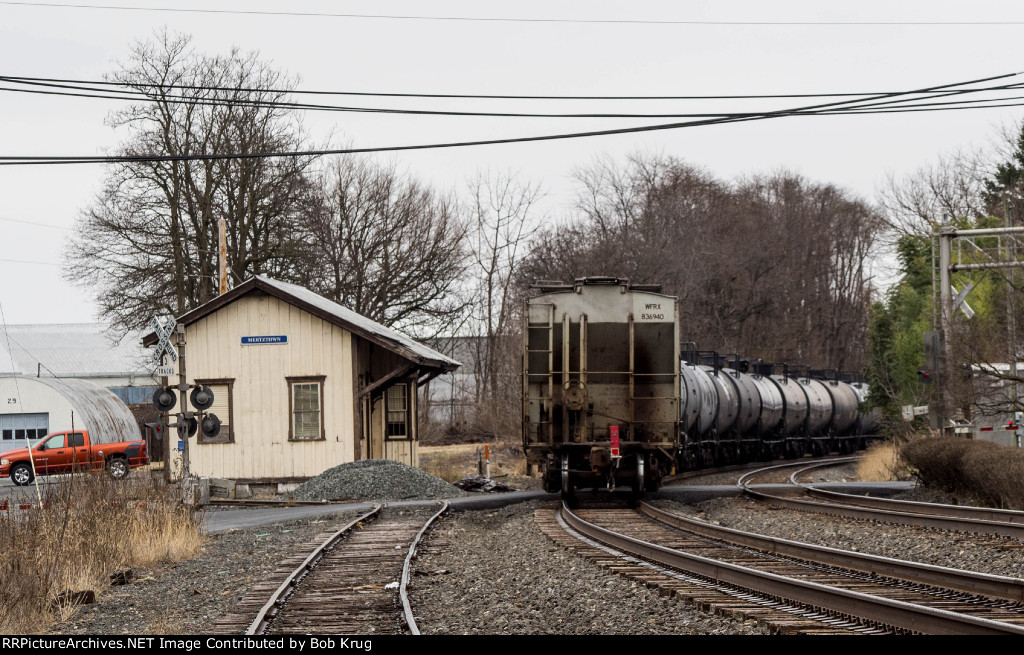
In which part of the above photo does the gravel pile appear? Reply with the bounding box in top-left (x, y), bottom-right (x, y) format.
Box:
top-left (655, 496), bottom-right (1024, 578)
top-left (287, 459), bottom-right (465, 502)
top-left (411, 501), bottom-right (768, 635)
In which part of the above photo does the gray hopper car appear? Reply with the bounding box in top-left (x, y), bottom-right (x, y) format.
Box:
top-left (523, 277), bottom-right (880, 500)
top-left (523, 277), bottom-right (679, 499)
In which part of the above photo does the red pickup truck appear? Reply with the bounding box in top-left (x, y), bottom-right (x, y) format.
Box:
top-left (0, 430), bottom-right (148, 486)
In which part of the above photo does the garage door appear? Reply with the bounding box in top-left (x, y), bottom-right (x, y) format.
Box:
top-left (0, 413), bottom-right (49, 453)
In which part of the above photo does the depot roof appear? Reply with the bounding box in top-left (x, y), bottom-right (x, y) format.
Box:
top-left (142, 276), bottom-right (460, 372)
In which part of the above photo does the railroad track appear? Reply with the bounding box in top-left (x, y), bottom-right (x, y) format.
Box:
top-left (540, 500), bottom-right (1024, 634)
top-left (212, 502), bottom-right (447, 635)
top-left (739, 459), bottom-right (1024, 541)
top-left (792, 460), bottom-right (1024, 525)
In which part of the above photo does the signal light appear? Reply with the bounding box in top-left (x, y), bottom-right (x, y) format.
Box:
top-left (190, 385), bottom-right (215, 411)
top-left (917, 366), bottom-right (933, 384)
top-left (152, 387), bottom-right (177, 412)
top-left (201, 413), bottom-right (222, 439)
top-left (176, 416), bottom-right (197, 438)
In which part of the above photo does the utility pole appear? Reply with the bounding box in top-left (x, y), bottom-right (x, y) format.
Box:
top-left (177, 323), bottom-right (190, 480)
top-left (218, 218), bottom-right (228, 296)
top-left (938, 225), bottom-right (953, 435)
top-left (161, 361), bottom-right (170, 484)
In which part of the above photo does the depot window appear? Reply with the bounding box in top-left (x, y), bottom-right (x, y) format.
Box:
top-left (288, 377), bottom-right (325, 441)
top-left (386, 384), bottom-right (409, 440)
top-left (195, 379), bottom-right (234, 444)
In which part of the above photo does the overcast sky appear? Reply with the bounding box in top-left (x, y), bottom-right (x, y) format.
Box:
top-left (2, 0), bottom-right (1024, 329)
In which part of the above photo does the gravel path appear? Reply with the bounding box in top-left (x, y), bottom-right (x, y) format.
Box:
top-left (652, 495), bottom-right (1024, 578)
top-left (49, 512), bottom-right (362, 635)
top-left (410, 500), bottom-right (768, 635)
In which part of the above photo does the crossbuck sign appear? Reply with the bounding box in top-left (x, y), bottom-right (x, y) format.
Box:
top-left (150, 316), bottom-right (178, 363)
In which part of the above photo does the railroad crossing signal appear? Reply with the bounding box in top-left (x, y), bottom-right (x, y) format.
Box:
top-left (152, 387), bottom-right (177, 412)
top-left (918, 366), bottom-right (933, 384)
top-left (150, 376), bottom-right (221, 440)
top-left (200, 414), bottom-right (222, 440)
top-left (190, 385), bottom-right (214, 411)
top-left (150, 316), bottom-right (178, 363)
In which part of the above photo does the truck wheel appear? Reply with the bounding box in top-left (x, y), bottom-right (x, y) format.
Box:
top-left (107, 456), bottom-right (130, 481)
top-left (11, 463), bottom-right (33, 486)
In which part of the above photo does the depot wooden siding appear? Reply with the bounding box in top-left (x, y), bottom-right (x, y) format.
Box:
top-left (186, 293), bottom-right (355, 480)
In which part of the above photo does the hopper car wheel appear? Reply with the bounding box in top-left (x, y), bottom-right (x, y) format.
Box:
top-left (631, 453), bottom-right (645, 505)
top-left (560, 452), bottom-right (574, 502)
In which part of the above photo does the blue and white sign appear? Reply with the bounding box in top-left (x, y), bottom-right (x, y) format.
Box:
top-left (241, 335), bottom-right (288, 346)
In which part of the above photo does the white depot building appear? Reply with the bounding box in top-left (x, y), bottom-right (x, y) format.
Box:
top-left (0, 323), bottom-right (157, 453)
top-left (142, 276), bottom-right (460, 485)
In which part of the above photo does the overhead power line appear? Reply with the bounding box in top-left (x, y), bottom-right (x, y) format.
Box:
top-left (0, 74), bottom-right (989, 101)
top-left (3, 2), bottom-right (1024, 26)
top-left (0, 215), bottom-right (73, 230)
top-left (0, 257), bottom-right (60, 266)
top-left (1, 71), bottom-right (1020, 166)
top-left (2, 75), bottom-right (1023, 119)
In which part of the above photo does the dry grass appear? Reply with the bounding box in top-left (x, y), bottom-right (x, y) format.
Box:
top-left (856, 441), bottom-right (909, 482)
top-left (0, 472), bottom-right (203, 634)
top-left (419, 444), bottom-right (527, 483)
top-left (900, 436), bottom-right (1024, 509)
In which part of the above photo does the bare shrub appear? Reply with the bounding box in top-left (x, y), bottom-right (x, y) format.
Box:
top-left (0, 473), bottom-right (203, 634)
top-left (900, 437), bottom-right (1024, 509)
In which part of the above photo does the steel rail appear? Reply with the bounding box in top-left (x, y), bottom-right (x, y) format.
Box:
top-left (739, 461), bottom-right (1024, 540)
top-left (791, 460), bottom-right (1024, 525)
top-left (244, 504), bottom-right (383, 635)
top-left (400, 501), bottom-right (448, 635)
top-left (559, 502), bottom-right (1024, 635)
top-left (735, 456), bottom-right (861, 489)
top-left (639, 501), bottom-right (1024, 602)
top-left (662, 460), bottom-right (778, 485)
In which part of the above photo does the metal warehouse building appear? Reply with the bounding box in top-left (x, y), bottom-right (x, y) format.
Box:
top-left (0, 323), bottom-right (157, 454)
top-left (0, 376), bottom-right (141, 454)
top-left (145, 276), bottom-right (460, 484)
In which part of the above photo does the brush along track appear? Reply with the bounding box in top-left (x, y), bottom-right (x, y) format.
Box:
top-left (212, 503), bottom-right (446, 635)
top-left (541, 502), bottom-right (1024, 635)
top-left (740, 460), bottom-right (1024, 541)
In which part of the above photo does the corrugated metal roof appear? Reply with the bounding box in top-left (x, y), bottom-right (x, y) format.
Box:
top-left (30, 377), bottom-right (142, 444)
top-left (0, 376), bottom-right (141, 445)
top-left (0, 323), bottom-right (152, 378)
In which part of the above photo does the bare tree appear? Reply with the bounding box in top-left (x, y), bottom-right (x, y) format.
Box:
top-left (296, 155), bottom-right (470, 333)
top-left (877, 149), bottom-right (990, 237)
top-left (65, 30), bottom-right (320, 334)
top-left (522, 153), bottom-right (881, 370)
top-left (459, 171), bottom-right (542, 439)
